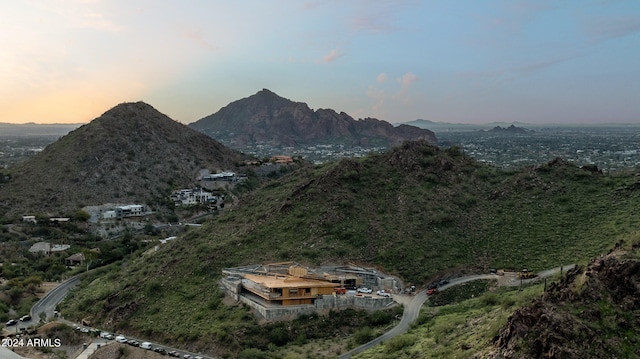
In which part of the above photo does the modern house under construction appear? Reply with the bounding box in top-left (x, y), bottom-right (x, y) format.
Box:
top-left (220, 262), bottom-right (398, 321)
top-left (222, 262), bottom-right (345, 306)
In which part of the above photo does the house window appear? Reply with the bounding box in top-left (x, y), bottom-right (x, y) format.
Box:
top-left (289, 289), bottom-right (298, 296)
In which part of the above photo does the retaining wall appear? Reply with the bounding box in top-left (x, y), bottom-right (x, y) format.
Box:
top-left (234, 290), bottom-right (395, 322)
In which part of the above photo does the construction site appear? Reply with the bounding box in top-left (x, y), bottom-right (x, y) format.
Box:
top-left (220, 262), bottom-right (399, 321)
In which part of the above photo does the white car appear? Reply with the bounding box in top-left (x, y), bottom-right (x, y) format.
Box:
top-left (115, 335), bottom-right (127, 343)
top-left (140, 342), bottom-right (153, 350)
top-left (376, 290), bottom-right (391, 297)
top-left (357, 287), bottom-right (372, 294)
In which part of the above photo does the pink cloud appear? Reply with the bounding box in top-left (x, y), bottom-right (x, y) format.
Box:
top-left (398, 72), bottom-right (417, 87)
top-left (322, 49), bottom-right (343, 63)
top-left (376, 73), bottom-right (387, 83)
top-left (394, 72), bottom-right (417, 101)
top-left (183, 27), bottom-right (218, 52)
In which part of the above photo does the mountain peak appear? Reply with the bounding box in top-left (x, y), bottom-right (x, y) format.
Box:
top-left (100, 101), bottom-right (162, 119)
top-left (257, 88), bottom-right (277, 96)
top-left (190, 91), bottom-right (437, 148)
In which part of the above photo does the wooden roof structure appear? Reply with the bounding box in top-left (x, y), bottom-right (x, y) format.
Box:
top-left (243, 273), bottom-right (336, 289)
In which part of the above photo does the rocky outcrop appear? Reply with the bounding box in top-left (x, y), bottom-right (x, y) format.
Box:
top-left (488, 124), bottom-right (529, 134)
top-left (492, 241), bottom-right (640, 359)
top-left (190, 89), bottom-right (437, 147)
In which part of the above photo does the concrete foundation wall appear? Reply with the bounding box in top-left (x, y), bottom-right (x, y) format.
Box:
top-left (234, 291), bottom-right (395, 322)
top-left (220, 277), bottom-right (242, 301)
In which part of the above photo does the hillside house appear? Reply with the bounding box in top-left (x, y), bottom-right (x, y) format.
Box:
top-left (271, 155), bottom-right (294, 164)
top-left (242, 273), bottom-right (336, 305)
top-left (65, 253), bottom-right (85, 266)
top-left (22, 215), bottom-right (37, 224)
top-left (224, 262), bottom-right (364, 306)
top-left (221, 262), bottom-right (396, 321)
top-left (115, 204), bottom-right (145, 218)
top-left (28, 242), bottom-right (71, 255)
top-left (202, 171), bottom-right (238, 182)
top-left (50, 217), bottom-right (70, 223)
top-left (170, 188), bottom-right (218, 207)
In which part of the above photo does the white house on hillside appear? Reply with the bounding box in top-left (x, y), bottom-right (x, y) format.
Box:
top-left (170, 188), bottom-right (219, 207)
top-left (115, 204), bottom-right (146, 218)
top-left (29, 242), bottom-right (71, 254)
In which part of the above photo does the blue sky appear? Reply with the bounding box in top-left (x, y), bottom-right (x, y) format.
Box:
top-left (1, 0), bottom-right (639, 124)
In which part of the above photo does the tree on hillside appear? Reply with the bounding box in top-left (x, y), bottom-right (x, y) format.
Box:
top-left (75, 210), bottom-right (91, 222)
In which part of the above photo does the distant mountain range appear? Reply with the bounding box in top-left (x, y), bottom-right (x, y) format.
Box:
top-left (488, 124), bottom-right (530, 134)
top-left (402, 119), bottom-right (640, 131)
top-left (189, 89), bottom-right (436, 148)
top-left (0, 122), bottom-right (81, 137)
top-left (0, 102), bottom-right (249, 216)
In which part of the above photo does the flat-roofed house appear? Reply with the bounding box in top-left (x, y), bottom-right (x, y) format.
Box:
top-left (29, 242), bottom-right (71, 255)
top-left (242, 273), bottom-right (337, 306)
top-left (115, 204), bottom-right (145, 218)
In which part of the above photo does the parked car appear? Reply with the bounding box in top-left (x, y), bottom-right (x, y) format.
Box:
top-left (376, 290), bottom-right (391, 297)
top-left (357, 287), bottom-right (372, 294)
top-left (168, 351), bottom-right (180, 357)
top-left (154, 347), bottom-right (167, 355)
top-left (128, 340), bottom-right (140, 347)
top-left (115, 335), bottom-right (127, 343)
top-left (427, 288), bottom-right (438, 295)
top-left (6, 319), bottom-right (18, 326)
top-left (183, 355), bottom-right (193, 359)
top-left (19, 315), bottom-right (31, 322)
top-left (140, 342), bottom-right (153, 349)
top-left (438, 279), bottom-right (450, 287)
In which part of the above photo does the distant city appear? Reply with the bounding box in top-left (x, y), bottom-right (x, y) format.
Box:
top-left (212, 125), bottom-right (640, 173)
top-left (436, 125), bottom-right (640, 173)
top-left (2, 123), bottom-right (639, 173)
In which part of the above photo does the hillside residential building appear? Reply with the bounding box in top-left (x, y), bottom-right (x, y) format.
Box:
top-left (50, 217), bottom-right (70, 223)
top-left (115, 204), bottom-right (145, 218)
top-left (221, 262), bottom-right (396, 321)
top-left (22, 215), bottom-right (36, 223)
top-left (271, 155), bottom-right (294, 164)
top-left (242, 273), bottom-right (337, 306)
top-left (202, 171), bottom-right (238, 182)
top-left (65, 253), bottom-right (85, 266)
top-left (170, 188), bottom-right (218, 207)
top-left (28, 242), bottom-right (71, 254)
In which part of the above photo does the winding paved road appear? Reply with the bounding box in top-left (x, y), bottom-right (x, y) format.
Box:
top-left (31, 276), bottom-right (81, 321)
top-left (339, 264), bottom-right (575, 359)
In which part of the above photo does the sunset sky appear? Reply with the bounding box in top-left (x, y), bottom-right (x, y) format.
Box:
top-left (1, 0), bottom-right (639, 125)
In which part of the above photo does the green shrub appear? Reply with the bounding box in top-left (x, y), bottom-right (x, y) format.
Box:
top-left (385, 334), bottom-right (417, 353)
top-left (353, 326), bottom-right (375, 345)
top-left (238, 348), bottom-right (269, 359)
top-left (368, 310), bottom-right (392, 326)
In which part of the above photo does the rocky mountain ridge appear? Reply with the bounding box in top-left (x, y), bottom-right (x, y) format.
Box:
top-left (189, 89), bottom-right (437, 148)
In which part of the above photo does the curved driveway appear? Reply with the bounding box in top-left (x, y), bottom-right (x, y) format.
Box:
top-left (339, 264), bottom-right (574, 359)
top-left (3, 276), bottom-right (81, 333)
top-left (31, 276), bottom-right (81, 321)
